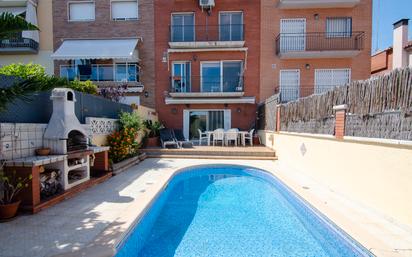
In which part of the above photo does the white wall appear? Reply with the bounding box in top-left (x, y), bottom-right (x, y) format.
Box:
top-left (259, 130), bottom-right (412, 228)
top-left (0, 50), bottom-right (54, 74)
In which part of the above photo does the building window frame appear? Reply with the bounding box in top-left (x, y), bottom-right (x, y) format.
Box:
top-left (170, 12), bottom-right (196, 42)
top-left (200, 60), bottom-right (244, 93)
top-left (326, 17), bottom-right (353, 38)
top-left (110, 0), bottom-right (139, 21)
top-left (218, 11), bottom-right (244, 41)
top-left (67, 1), bottom-right (96, 22)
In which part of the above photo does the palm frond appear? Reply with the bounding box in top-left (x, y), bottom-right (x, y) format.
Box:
top-left (0, 12), bottom-right (39, 39)
top-left (0, 77), bottom-right (63, 112)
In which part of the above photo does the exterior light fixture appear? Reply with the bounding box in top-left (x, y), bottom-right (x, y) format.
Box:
top-left (314, 14), bottom-right (319, 20)
top-left (305, 64), bottom-right (311, 70)
top-left (236, 108), bottom-right (242, 113)
top-left (144, 91), bottom-right (149, 98)
top-left (162, 52), bottom-right (168, 63)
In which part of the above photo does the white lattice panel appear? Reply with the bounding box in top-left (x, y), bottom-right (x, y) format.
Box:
top-left (85, 117), bottom-right (119, 135)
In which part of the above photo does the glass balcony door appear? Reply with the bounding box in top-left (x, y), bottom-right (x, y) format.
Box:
top-left (201, 62), bottom-right (221, 92)
top-left (201, 61), bottom-right (243, 93)
top-left (171, 14), bottom-right (195, 42)
top-left (172, 62), bottom-right (191, 92)
top-left (219, 12), bottom-right (243, 41)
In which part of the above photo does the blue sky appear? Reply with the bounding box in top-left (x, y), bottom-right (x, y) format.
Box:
top-left (372, 0), bottom-right (412, 53)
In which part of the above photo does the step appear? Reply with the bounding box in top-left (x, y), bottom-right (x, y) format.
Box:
top-left (144, 154), bottom-right (278, 160)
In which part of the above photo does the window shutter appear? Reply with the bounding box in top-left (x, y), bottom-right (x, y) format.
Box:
top-left (112, 1), bottom-right (138, 20)
top-left (315, 69), bottom-right (351, 93)
top-left (69, 2), bottom-right (95, 21)
top-left (326, 18), bottom-right (352, 37)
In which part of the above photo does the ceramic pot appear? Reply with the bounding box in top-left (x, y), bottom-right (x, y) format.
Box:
top-left (0, 200), bottom-right (21, 220)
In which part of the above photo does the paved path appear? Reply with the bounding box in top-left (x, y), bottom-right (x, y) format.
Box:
top-left (1, 158), bottom-right (412, 257)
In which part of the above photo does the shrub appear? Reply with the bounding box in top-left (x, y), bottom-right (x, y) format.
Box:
top-left (0, 63), bottom-right (47, 80)
top-left (68, 80), bottom-right (98, 95)
top-left (107, 128), bottom-right (139, 163)
top-left (119, 111), bottom-right (142, 131)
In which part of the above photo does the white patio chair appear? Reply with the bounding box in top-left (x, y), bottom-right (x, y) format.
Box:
top-left (225, 129), bottom-right (238, 146)
top-left (198, 129), bottom-right (208, 146)
top-left (212, 129), bottom-right (225, 146)
top-left (244, 129), bottom-right (255, 146)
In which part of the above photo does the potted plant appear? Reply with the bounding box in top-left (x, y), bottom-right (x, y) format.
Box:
top-left (0, 170), bottom-right (32, 220)
top-left (143, 120), bottom-right (163, 147)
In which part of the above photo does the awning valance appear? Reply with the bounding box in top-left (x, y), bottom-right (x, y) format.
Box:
top-left (52, 39), bottom-right (139, 60)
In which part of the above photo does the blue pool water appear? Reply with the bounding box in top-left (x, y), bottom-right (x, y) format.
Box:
top-left (116, 165), bottom-right (372, 257)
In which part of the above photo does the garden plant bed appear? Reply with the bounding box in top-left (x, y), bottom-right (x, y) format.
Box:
top-left (112, 153), bottom-right (147, 175)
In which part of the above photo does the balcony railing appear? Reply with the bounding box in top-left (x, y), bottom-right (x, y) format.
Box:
top-left (278, 0), bottom-right (361, 9)
top-left (275, 32), bottom-right (364, 55)
top-left (169, 24), bottom-right (245, 42)
top-left (0, 33), bottom-right (39, 53)
top-left (170, 75), bottom-right (244, 94)
top-left (60, 64), bottom-right (140, 82)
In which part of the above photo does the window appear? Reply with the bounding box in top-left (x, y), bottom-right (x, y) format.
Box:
top-left (172, 62), bottom-right (191, 93)
top-left (171, 13), bottom-right (195, 42)
top-left (111, 0), bottom-right (138, 20)
top-left (69, 2), bottom-right (95, 21)
top-left (326, 17), bottom-right (352, 38)
top-left (315, 69), bottom-right (351, 94)
top-left (219, 12), bottom-right (243, 41)
top-left (280, 69), bottom-right (300, 102)
top-left (185, 110), bottom-right (231, 140)
top-left (201, 61), bottom-right (243, 92)
top-left (115, 63), bottom-right (140, 82)
top-left (280, 18), bottom-right (306, 52)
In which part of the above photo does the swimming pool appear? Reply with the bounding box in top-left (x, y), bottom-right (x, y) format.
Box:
top-left (116, 165), bottom-right (372, 257)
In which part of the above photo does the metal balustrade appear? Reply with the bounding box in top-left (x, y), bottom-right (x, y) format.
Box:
top-left (275, 32), bottom-right (365, 55)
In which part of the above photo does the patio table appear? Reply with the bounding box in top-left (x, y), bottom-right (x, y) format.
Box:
top-left (205, 130), bottom-right (249, 146)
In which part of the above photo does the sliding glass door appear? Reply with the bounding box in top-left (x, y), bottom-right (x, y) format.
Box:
top-left (186, 110), bottom-right (229, 140)
top-left (201, 61), bottom-right (243, 93)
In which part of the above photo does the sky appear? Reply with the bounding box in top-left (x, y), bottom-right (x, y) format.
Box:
top-left (372, 0), bottom-right (412, 54)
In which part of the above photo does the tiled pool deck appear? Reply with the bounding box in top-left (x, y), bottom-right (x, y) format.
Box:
top-left (1, 158), bottom-right (412, 257)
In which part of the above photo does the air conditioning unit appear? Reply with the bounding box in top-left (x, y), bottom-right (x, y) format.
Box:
top-left (199, 0), bottom-right (215, 9)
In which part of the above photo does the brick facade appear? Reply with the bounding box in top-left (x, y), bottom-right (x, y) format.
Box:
top-left (154, 0), bottom-right (261, 133)
top-left (260, 0), bottom-right (372, 101)
top-left (52, 0), bottom-right (155, 108)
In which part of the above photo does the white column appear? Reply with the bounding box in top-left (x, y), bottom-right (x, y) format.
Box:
top-left (22, 1), bottom-right (39, 42)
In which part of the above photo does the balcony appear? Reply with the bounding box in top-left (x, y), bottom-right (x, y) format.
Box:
top-left (169, 25), bottom-right (245, 49)
top-left (275, 32), bottom-right (364, 59)
top-left (60, 64), bottom-right (143, 92)
top-left (166, 75), bottom-right (255, 104)
top-left (0, 34), bottom-right (39, 54)
top-left (60, 64), bottom-right (139, 82)
top-left (278, 0), bottom-right (360, 9)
